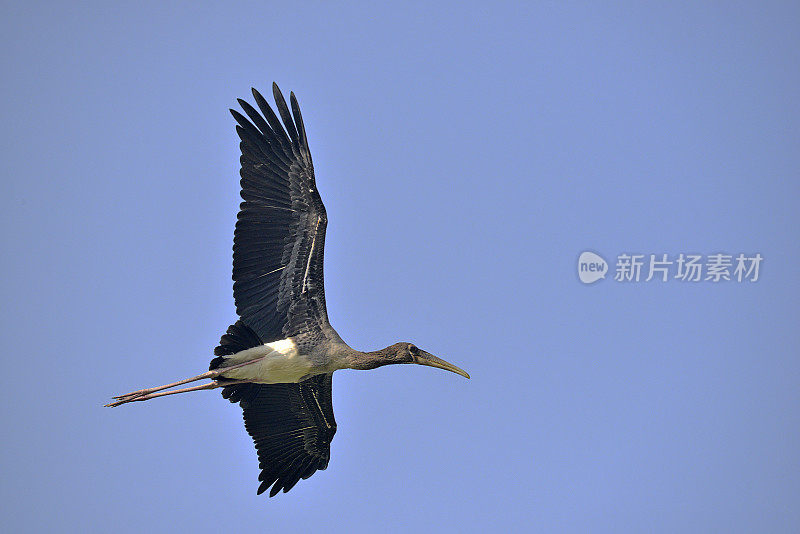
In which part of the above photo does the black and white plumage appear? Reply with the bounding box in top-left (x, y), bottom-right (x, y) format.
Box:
top-left (212, 321), bottom-right (336, 496)
top-left (218, 86), bottom-right (336, 495)
top-left (107, 83), bottom-right (470, 498)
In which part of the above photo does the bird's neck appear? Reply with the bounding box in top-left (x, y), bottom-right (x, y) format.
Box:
top-left (337, 347), bottom-right (388, 371)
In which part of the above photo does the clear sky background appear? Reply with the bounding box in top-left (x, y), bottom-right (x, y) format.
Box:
top-left (2, 2), bottom-right (798, 532)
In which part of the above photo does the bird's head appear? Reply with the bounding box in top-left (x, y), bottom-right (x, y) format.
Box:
top-left (374, 342), bottom-right (470, 379)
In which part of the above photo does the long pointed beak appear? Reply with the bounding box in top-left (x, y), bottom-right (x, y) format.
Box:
top-left (413, 351), bottom-right (470, 379)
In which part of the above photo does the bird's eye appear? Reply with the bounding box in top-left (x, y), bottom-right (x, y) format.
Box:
top-left (408, 345), bottom-right (418, 355)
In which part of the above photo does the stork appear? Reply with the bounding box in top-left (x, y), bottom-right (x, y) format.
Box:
top-left (106, 83), bottom-right (469, 497)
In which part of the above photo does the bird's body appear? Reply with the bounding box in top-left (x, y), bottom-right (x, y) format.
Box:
top-left (107, 83), bottom-right (469, 497)
top-left (215, 338), bottom-right (318, 384)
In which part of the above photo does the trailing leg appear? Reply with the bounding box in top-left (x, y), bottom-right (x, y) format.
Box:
top-left (106, 358), bottom-right (262, 406)
top-left (105, 381), bottom-right (225, 407)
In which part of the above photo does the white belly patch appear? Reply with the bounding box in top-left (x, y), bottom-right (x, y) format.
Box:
top-left (218, 338), bottom-right (314, 384)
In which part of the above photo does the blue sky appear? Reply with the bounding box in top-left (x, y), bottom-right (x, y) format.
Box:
top-left (2, 2), bottom-right (798, 532)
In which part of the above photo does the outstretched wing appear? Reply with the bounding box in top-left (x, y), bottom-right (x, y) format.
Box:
top-left (238, 376), bottom-right (336, 496)
top-left (230, 83), bottom-right (329, 345)
top-left (214, 321), bottom-right (337, 497)
top-left (219, 86), bottom-right (338, 496)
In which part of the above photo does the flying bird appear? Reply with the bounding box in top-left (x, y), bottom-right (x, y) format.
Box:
top-left (106, 83), bottom-right (470, 497)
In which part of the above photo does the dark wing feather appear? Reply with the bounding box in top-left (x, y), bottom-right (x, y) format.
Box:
top-left (223, 84), bottom-right (336, 496)
top-left (214, 321), bottom-right (337, 496)
top-left (220, 85), bottom-right (337, 497)
top-left (225, 376), bottom-right (336, 497)
top-left (246, 375), bottom-right (336, 496)
top-left (230, 83), bottom-right (329, 346)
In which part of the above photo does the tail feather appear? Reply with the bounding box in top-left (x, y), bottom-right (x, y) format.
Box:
top-left (210, 320), bottom-right (263, 369)
top-left (212, 320), bottom-right (264, 406)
